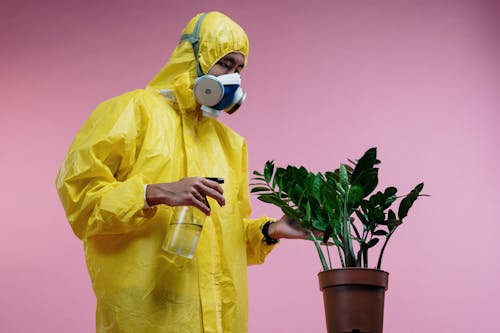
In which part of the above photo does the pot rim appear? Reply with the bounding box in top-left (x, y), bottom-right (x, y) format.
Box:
top-left (318, 267), bottom-right (389, 291)
top-left (318, 267), bottom-right (389, 273)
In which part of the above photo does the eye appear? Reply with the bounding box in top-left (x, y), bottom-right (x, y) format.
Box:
top-left (218, 60), bottom-right (230, 69)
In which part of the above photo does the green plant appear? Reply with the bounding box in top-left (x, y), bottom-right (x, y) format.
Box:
top-left (251, 147), bottom-right (426, 271)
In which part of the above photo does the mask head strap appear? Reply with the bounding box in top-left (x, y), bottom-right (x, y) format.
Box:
top-left (179, 13), bottom-right (207, 77)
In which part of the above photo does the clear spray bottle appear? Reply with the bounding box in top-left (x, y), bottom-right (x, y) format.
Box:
top-left (162, 177), bottom-right (224, 259)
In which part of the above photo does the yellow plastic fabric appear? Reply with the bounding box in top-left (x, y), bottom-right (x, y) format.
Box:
top-left (56, 12), bottom-right (274, 333)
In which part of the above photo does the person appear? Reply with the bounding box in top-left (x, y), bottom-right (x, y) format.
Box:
top-left (56, 11), bottom-right (307, 333)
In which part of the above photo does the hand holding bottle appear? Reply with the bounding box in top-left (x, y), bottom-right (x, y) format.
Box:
top-left (146, 177), bottom-right (225, 215)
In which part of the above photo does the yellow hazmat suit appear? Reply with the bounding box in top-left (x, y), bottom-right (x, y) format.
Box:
top-left (56, 12), bottom-right (275, 333)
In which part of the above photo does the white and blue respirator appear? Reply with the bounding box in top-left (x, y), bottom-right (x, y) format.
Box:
top-left (193, 73), bottom-right (246, 118)
top-left (180, 13), bottom-right (246, 118)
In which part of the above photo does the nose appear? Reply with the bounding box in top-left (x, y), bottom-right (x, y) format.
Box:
top-left (230, 66), bottom-right (242, 74)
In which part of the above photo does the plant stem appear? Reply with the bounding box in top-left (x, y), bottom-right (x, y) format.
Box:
top-left (337, 245), bottom-right (345, 268)
top-left (363, 245), bottom-right (368, 268)
top-left (342, 191), bottom-right (355, 266)
top-left (363, 234), bottom-right (374, 268)
top-left (351, 218), bottom-right (361, 240)
top-left (326, 243), bottom-right (332, 269)
top-left (376, 229), bottom-right (395, 269)
top-left (310, 230), bottom-right (329, 271)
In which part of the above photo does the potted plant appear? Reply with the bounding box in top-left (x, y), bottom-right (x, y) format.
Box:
top-left (251, 147), bottom-right (426, 333)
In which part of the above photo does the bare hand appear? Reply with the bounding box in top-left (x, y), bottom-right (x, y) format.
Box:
top-left (267, 215), bottom-right (309, 240)
top-left (146, 177), bottom-right (225, 215)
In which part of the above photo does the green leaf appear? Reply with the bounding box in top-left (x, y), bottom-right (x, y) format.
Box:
top-left (274, 168), bottom-right (286, 192)
top-left (339, 164), bottom-right (349, 190)
top-left (383, 195), bottom-right (397, 209)
top-left (335, 182), bottom-right (346, 195)
top-left (388, 219), bottom-right (402, 232)
top-left (388, 209), bottom-right (396, 220)
top-left (252, 170), bottom-right (264, 176)
top-left (322, 183), bottom-right (338, 209)
top-left (347, 184), bottom-right (364, 210)
top-left (355, 210), bottom-right (368, 226)
top-left (264, 161), bottom-right (275, 184)
top-left (250, 187), bottom-right (270, 193)
top-left (387, 209), bottom-right (402, 232)
top-left (304, 173), bottom-right (323, 203)
top-left (384, 187), bottom-right (397, 197)
top-left (398, 182), bottom-right (424, 219)
top-left (372, 209), bottom-right (385, 224)
top-left (325, 171), bottom-right (337, 183)
top-left (369, 191), bottom-right (384, 207)
top-left (270, 167), bottom-right (282, 190)
top-left (289, 183), bottom-right (303, 205)
top-left (312, 173), bottom-right (325, 201)
top-left (281, 205), bottom-right (300, 219)
top-left (309, 199), bottom-right (322, 221)
top-left (373, 229), bottom-right (388, 236)
top-left (257, 194), bottom-right (284, 206)
top-left (351, 147), bottom-right (379, 186)
top-left (352, 168), bottom-right (379, 198)
top-left (367, 238), bottom-right (380, 248)
top-left (312, 219), bottom-right (327, 232)
top-left (304, 200), bottom-right (312, 221)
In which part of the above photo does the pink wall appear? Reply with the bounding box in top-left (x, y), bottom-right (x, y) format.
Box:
top-left (1, 0), bottom-right (499, 332)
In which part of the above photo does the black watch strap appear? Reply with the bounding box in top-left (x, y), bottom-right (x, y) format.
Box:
top-left (262, 221), bottom-right (279, 245)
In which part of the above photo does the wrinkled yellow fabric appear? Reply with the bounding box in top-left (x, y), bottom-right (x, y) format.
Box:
top-left (56, 12), bottom-right (275, 333)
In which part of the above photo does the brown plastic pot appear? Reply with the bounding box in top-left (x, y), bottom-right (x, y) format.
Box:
top-left (318, 268), bottom-right (389, 333)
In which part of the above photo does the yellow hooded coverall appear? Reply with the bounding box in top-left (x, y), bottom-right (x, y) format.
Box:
top-left (56, 12), bottom-right (275, 333)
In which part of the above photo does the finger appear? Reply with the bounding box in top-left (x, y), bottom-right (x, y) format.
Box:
top-left (191, 190), bottom-right (206, 205)
top-left (305, 229), bottom-right (324, 241)
top-left (313, 230), bottom-right (324, 238)
top-left (290, 228), bottom-right (309, 239)
top-left (197, 180), bottom-right (225, 207)
top-left (188, 192), bottom-right (211, 215)
top-left (201, 178), bottom-right (224, 194)
top-left (300, 229), bottom-right (309, 239)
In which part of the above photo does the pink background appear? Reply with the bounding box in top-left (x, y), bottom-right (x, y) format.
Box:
top-left (1, 0), bottom-right (499, 332)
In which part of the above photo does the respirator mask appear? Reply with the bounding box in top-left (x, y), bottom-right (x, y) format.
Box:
top-left (180, 13), bottom-right (246, 118)
top-left (193, 73), bottom-right (246, 118)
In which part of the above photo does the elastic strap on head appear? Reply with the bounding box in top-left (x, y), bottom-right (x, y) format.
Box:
top-left (179, 13), bottom-right (207, 77)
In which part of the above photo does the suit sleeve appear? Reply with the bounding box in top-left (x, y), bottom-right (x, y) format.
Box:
top-left (55, 92), bottom-right (155, 240)
top-left (239, 141), bottom-right (277, 265)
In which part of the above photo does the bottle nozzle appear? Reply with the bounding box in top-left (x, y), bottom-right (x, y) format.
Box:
top-left (205, 177), bottom-right (224, 184)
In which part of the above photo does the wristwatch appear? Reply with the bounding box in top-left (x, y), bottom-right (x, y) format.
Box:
top-left (262, 221), bottom-right (279, 245)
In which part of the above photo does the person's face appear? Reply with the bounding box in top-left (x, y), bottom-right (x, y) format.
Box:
top-left (208, 52), bottom-right (245, 76)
